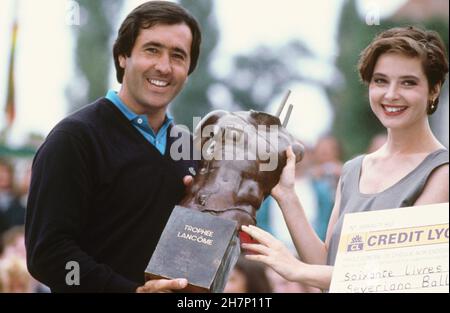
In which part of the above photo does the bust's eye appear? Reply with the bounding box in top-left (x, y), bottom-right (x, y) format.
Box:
top-left (224, 128), bottom-right (242, 142)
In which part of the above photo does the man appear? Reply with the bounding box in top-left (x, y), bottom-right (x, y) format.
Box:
top-left (25, 1), bottom-right (201, 292)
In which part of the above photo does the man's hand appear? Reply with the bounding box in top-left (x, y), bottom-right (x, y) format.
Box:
top-left (136, 278), bottom-right (188, 293)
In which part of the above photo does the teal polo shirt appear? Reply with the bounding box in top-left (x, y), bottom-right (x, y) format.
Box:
top-left (106, 90), bottom-right (173, 155)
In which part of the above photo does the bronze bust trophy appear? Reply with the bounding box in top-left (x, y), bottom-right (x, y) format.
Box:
top-left (146, 91), bottom-right (304, 292)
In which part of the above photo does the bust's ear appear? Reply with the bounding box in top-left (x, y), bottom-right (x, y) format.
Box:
top-left (193, 110), bottom-right (228, 151)
top-left (291, 142), bottom-right (304, 163)
top-left (248, 110), bottom-right (281, 127)
top-left (276, 133), bottom-right (304, 166)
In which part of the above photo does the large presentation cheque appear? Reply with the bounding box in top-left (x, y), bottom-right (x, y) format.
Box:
top-left (330, 203), bottom-right (449, 293)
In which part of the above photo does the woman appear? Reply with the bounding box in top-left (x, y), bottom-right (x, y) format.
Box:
top-left (241, 26), bottom-right (449, 291)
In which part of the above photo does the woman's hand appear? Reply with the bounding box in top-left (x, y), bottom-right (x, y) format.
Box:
top-left (271, 146), bottom-right (296, 200)
top-left (241, 224), bottom-right (304, 282)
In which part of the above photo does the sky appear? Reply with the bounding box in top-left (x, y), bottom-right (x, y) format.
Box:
top-left (0, 0), bottom-right (407, 147)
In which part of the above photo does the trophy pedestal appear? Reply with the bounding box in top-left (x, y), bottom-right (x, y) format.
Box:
top-left (145, 206), bottom-right (240, 293)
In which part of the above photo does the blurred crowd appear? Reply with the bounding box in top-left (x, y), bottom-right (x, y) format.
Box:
top-left (0, 133), bottom-right (386, 293)
top-left (0, 158), bottom-right (34, 292)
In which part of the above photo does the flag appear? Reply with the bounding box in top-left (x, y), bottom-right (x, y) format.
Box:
top-left (5, 19), bottom-right (18, 128)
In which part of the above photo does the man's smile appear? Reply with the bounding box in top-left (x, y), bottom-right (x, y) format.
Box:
top-left (147, 78), bottom-right (170, 87)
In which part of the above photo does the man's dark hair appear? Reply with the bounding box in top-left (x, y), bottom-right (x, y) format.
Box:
top-left (113, 1), bottom-right (202, 83)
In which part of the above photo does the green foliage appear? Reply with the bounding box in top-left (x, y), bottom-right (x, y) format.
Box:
top-left (68, 0), bottom-right (123, 112)
top-left (328, 0), bottom-right (387, 159)
top-left (222, 41), bottom-right (313, 112)
top-left (0, 145), bottom-right (35, 158)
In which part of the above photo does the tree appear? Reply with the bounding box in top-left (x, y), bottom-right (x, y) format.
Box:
top-left (67, 0), bottom-right (123, 112)
top-left (221, 40), bottom-right (313, 112)
top-left (327, 0), bottom-right (387, 159)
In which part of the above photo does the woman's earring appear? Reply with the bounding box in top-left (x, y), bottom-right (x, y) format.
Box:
top-left (428, 99), bottom-right (436, 113)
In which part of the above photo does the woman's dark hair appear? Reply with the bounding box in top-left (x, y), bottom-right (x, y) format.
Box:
top-left (113, 1), bottom-right (202, 83)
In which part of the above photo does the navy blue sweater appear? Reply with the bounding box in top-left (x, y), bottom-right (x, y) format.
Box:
top-left (25, 98), bottom-right (197, 292)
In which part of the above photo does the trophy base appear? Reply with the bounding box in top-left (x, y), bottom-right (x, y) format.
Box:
top-left (145, 206), bottom-right (240, 293)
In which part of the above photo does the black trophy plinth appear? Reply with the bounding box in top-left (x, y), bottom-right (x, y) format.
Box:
top-left (145, 206), bottom-right (240, 292)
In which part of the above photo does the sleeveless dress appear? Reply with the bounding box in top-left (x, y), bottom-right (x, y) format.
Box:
top-left (326, 149), bottom-right (449, 266)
